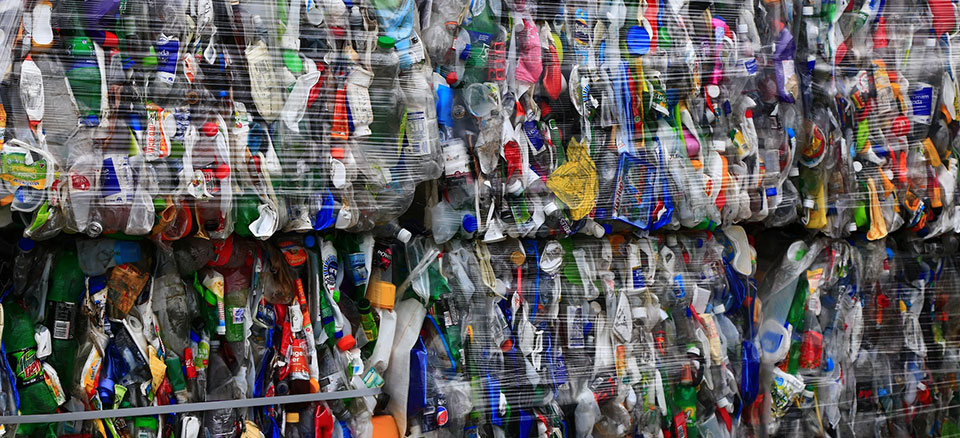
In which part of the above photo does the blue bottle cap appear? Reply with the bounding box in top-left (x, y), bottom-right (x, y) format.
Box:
top-left (113, 241), bottom-right (141, 265)
top-left (88, 275), bottom-right (108, 292)
top-left (17, 237), bottom-right (34, 252)
top-left (219, 90), bottom-right (228, 98)
top-left (824, 357), bottom-right (834, 372)
top-left (190, 331), bottom-right (200, 343)
top-left (83, 115), bottom-right (100, 127)
top-left (460, 44), bottom-right (471, 60)
top-left (462, 214), bottom-right (478, 233)
top-left (626, 25), bottom-right (651, 56)
top-left (602, 224), bottom-right (613, 235)
top-left (304, 235), bottom-right (316, 248)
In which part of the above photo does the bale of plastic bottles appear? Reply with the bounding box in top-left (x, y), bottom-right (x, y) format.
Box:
top-left (3, 0), bottom-right (960, 437)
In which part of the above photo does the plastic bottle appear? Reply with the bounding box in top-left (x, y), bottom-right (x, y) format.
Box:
top-left (286, 412), bottom-right (302, 438)
top-left (44, 250), bottom-right (84, 391)
top-left (363, 36), bottom-right (402, 176)
top-left (462, 0), bottom-right (500, 84)
top-left (64, 36), bottom-right (103, 125)
top-left (357, 298), bottom-right (379, 347)
top-left (4, 300), bottom-right (60, 414)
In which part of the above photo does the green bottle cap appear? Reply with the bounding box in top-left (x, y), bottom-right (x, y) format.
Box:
top-left (377, 36), bottom-right (396, 49)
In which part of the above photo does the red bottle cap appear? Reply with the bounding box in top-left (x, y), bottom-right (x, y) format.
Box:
top-left (337, 334), bottom-right (356, 351)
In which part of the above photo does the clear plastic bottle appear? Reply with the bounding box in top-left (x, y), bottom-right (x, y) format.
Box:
top-left (363, 36), bottom-right (402, 177)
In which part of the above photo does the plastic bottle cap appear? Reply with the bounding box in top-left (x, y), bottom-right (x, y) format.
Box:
top-left (305, 235), bottom-right (316, 248)
top-left (591, 222), bottom-right (605, 237)
top-left (83, 115), bottom-right (100, 127)
top-left (853, 161), bottom-right (863, 172)
top-left (737, 23), bottom-right (748, 34)
top-left (802, 6), bottom-right (814, 16)
top-left (202, 122), bottom-right (219, 137)
top-left (848, 222), bottom-right (858, 232)
top-left (506, 179), bottom-right (524, 195)
top-left (17, 237), bottom-right (34, 252)
top-left (446, 72), bottom-right (458, 84)
top-left (337, 334), bottom-right (357, 351)
top-left (706, 85), bottom-right (720, 98)
top-left (667, 234), bottom-right (678, 246)
top-left (287, 412), bottom-right (300, 423)
top-left (462, 214), bottom-right (478, 234)
top-left (824, 357), bottom-right (835, 371)
top-left (717, 397), bottom-right (731, 409)
top-left (377, 36), bottom-right (396, 49)
top-left (803, 199), bottom-right (816, 209)
top-left (397, 228), bottom-right (413, 244)
top-left (113, 241), bottom-right (142, 265)
top-left (544, 201), bottom-right (559, 217)
top-left (926, 38), bottom-right (936, 48)
top-left (358, 298), bottom-right (372, 312)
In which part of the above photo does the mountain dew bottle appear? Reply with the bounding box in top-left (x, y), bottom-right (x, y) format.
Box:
top-left (4, 301), bottom-right (59, 415)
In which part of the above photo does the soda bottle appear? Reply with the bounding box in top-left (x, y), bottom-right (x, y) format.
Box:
top-left (44, 249), bottom-right (84, 391)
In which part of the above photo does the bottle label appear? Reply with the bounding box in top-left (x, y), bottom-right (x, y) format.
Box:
top-left (406, 110), bottom-right (428, 154)
top-left (743, 58), bottom-right (758, 76)
top-left (101, 155), bottom-right (134, 205)
top-left (50, 301), bottom-right (77, 340)
top-left (348, 252), bottom-right (368, 287)
top-left (911, 84), bottom-right (934, 125)
top-left (12, 349), bottom-right (44, 388)
top-left (442, 139), bottom-right (470, 178)
top-left (524, 120), bottom-right (544, 152)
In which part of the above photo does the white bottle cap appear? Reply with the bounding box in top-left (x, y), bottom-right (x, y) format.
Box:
top-left (397, 228), bottom-right (413, 244)
top-left (591, 222), bottom-right (605, 237)
top-left (803, 199), bottom-right (816, 209)
top-left (507, 179), bottom-right (524, 195)
top-left (713, 304), bottom-right (725, 314)
top-left (802, 6), bottom-right (814, 16)
top-left (926, 38), bottom-right (936, 48)
top-left (790, 166), bottom-right (800, 177)
top-left (848, 222), bottom-right (858, 232)
top-left (737, 23), bottom-right (749, 34)
top-left (853, 161), bottom-right (863, 173)
top-left (544, 201), bottom-right (560, 217)
top-left (717, 397), bottom-right (731, 409)
top-left (713, 140), bottom-right (726, 151)
top-left (667, 234), bottom-right (678, 246)
top-left (706, 84), bottom-right (720, 98)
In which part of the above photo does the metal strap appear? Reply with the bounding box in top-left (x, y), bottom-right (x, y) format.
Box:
top-left (0, 387), bottom-right (380, 425)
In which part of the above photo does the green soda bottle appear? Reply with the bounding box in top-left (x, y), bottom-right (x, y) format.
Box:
top-left (4, 301), bottom-right (59, 415)
top-left (44, 250), bottom-right (84, 391)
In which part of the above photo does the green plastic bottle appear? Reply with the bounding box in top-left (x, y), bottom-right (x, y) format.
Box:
top-left (462, 0), bottom-right (501, 84)
top-left (44, 250), bottom-right (84, 391)
top-left (65, 36), bottom-right (103, 125)
top-left (4, 301), bottom-right (59, 415)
